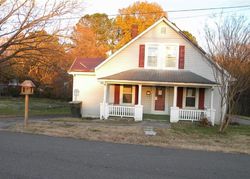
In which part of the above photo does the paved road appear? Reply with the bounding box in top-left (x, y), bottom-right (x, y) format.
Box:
top-left (0, 131), bottom-right (249, 179)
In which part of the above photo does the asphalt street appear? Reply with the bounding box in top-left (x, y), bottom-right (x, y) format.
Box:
top-left (0, 131), bottom-right (249, 179)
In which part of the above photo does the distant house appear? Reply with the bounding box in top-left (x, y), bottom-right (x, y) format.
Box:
top-left (0, 83), bottom-right (7, 96)
top-left (0, 79), bottom-right (20, 96)
top-left (68, 17), bottom-right (226, 125)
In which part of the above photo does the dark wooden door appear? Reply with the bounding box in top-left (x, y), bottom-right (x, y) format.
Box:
top-left (155, 87), bottom-right (165, 111)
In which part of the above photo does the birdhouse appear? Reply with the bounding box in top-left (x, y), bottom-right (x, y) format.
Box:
top-left (20, 80), bottom-right (35, 95)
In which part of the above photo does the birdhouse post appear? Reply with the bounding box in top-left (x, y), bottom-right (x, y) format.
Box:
top-left (20, 80), bottom-right (35, 127)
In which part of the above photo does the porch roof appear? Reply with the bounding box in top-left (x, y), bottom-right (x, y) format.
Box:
top-left (99, 69), bottom-right (217, 86)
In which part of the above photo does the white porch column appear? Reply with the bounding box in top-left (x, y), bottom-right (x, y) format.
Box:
top-left (138, 84), bottom-right (142, 105)
top-left (210, 87), bottom-right (214, 110)
top-left (209, 87), bottom-right (215, 126)
top-left (170, 86), bottom-right (180, 123)
top-left (103, 83), bottom-right (107, 104)
top-left (135, 84), bottom-right (143, 121)
top-left (100, 83), bottom-right (109, 120)
top-left (173, 86), bottom-right (177, 107)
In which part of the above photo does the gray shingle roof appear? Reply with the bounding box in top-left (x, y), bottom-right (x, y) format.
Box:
top-left (99, 69), bottom-right (217, 85)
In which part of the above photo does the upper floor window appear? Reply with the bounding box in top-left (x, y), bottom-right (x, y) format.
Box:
top-left (145, 43), bottom-right (179, 69)
top-left (147, 45), bottom-right (158, 68)
top-left (165, 45), bottom-right (178, 68)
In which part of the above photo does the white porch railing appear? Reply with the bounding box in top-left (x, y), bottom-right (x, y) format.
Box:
top-left (100, 103), bottom-right (143, 121)
top-left (179, 109), bottom-right (206, 121)
top-left (170, 107), bottom-right (216, 125)
top-left (108, 105), bottom-right (135, 117)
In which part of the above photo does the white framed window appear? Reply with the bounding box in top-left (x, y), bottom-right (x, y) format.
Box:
top-left (185, 88), bottom-right (196, 107)
top-left (120, 85), bottom-right (135, 105)
top-left (165, 45), bottom-right (178, 68)
top-left (145, 43), bottom-right (179, 69)
top-left (146, 45), bottom-right (158, 68)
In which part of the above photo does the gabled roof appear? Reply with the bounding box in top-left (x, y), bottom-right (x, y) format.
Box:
top-left (95, 16), bottom-right (217, 70)
top-left (68, 58), bottom-right (104, 72)
top-left (99, 69), bottom-right (217, 86)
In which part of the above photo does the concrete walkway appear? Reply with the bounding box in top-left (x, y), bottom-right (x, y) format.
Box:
top-left (231, 115), bottom-right (250, 125)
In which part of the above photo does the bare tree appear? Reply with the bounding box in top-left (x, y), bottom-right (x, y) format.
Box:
top-left (205, 15), bottom-right (250, 132)
top-left (0, 0), bottom-right (80, 69)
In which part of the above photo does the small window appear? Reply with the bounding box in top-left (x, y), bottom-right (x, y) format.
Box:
top-left (165, 45), bottom-right (178, 68)
top-left (186, 88), bottom-right (196, 107)
top-left (161, 27), bottom-right (166, 34)
top-left (147, 45), bottom-right (158, 67)
top-left (122, 85), bottom-right (132, 104)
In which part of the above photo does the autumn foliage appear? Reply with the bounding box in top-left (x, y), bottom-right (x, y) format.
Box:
top-left (70, 23), bottom-right (107, 59)
top-left (115, 1), bottom-right (167, 49)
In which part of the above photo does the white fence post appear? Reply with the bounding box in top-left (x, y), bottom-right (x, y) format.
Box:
top-left (134, 105), bottom-right (143, 121)
top-left (170, 107), bottom-right (180, 123)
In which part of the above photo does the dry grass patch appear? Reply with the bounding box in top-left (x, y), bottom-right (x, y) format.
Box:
top-left (8, 120), bottom-right (250, 154)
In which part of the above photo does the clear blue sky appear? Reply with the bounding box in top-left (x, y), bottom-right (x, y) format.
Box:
top-left (81, 0), bottom-right (250, 47)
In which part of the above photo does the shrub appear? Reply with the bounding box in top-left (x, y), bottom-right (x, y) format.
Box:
top-left (199, 117), bottom-right (211, 127)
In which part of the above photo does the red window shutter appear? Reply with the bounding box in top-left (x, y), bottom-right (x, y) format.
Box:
top-left (178, 46), bottom-right (185, 69)
top-left (177, 87), bottom-right (183, 108)
top-left (139, 44), bottom-right (145, 67)
top-left (199, 88), bottom-right (205, 109)
top-left (114, 84), bottom-right (120, 104)
top-left (135, 85), bottom-right (138, 105)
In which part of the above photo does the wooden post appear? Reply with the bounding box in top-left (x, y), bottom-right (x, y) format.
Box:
top-left (24, 94), bottom-right (29, 127)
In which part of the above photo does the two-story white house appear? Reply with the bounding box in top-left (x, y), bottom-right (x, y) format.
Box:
top-left (68, 17), bottom-right (226, 125)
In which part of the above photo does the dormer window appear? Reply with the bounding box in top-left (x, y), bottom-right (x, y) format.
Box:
top-left (145, 43), bottom-right (179, 69)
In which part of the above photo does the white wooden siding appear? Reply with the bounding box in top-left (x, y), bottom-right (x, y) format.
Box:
top-left (73, 74), bottom-right (103, 118)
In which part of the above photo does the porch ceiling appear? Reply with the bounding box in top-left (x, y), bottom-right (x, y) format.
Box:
top-left (99, 69), bottom-right (217, 86)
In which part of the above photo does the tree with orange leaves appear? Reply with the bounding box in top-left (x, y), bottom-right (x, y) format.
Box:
top-left (70, 23), bottom-right (107, 59)
top-left (115, 1), bottom-right (167, 49)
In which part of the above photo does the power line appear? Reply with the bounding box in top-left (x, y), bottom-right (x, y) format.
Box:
top-left (166, 4), bottom-right (250, 12)
top-left (5, 4), bottom-right (250, 25)
top-left (171, 7), bottom-right (250, 20)
top-left (54, 4), bottom-right (250, 20)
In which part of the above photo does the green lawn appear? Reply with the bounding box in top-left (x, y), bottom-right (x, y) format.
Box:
top-left (0, 97), bottom-right (70, 116)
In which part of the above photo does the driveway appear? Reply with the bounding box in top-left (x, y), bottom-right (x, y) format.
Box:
top-left (0, 131), bottom-right (249, 179)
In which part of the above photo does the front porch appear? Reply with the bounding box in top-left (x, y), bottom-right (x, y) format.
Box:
top-left (100, 84), bottom-right (216, 125)
top-left (99, 69), bottom-right (217, 125)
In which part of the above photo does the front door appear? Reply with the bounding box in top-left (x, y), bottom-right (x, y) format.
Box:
top-left (155, 87), bottom-right (165, 111)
